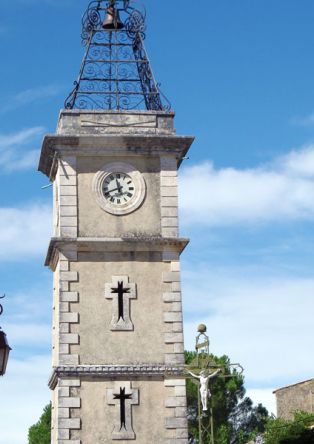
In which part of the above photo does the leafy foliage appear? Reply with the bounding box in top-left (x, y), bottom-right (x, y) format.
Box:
top-left (28, 403), bottom-right (51, 444)
top-left (263, 411), bottom-right (314, 444)
top-left (185, 351), bottom-right (269, 443)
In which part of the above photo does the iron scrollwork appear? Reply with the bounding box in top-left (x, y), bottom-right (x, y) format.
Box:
top-left (65, 0), bottom-right (171, 111)
top-left (0, 294), bottom-right (5, 316)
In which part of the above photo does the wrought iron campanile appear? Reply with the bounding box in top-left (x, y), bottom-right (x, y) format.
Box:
top-left (65, 0), bottom-right (170, 111)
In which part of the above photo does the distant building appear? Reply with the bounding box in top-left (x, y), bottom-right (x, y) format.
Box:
top-left (273, 378), bottom-right (314, 420)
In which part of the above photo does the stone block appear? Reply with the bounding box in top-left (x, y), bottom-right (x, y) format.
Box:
top-left (171, 261), bottom-right (180, 272)
top-left (60, 227), bottom-right (77, 238)
top-left (163, 292), bottom-right (181, 303)
top-left (59, 441), bottom-right (81, 444)
top-left (60, 186), bottom-right (77, 196)
top-left (59, 302), bottom-right (69, 312)
top-left (162, 218), bottom-right (179, 228)
top-left (60, 196), bottom-right (77, 206)
top-left (174, 343), bottom-right (184, 353)
top-left (165, 440), bottom-right (188, 444)
top-left (60, 217), bottom-right (77, 227)
top-left (164, 312), bottom-right (182, 323)
top-left (163, 227), bottom-right (179, 237)
top-left (59, 344), bottom-right (70, 354)
top-left (60, 206), bottom-right (78, 217)
top-left (165, 397), bottom-right (187, 408)
top-left (176, 428), bottom-right (188, 439)
top-left (60, 312), bottom-right (79, 323)
top-left (59, 397), bottom-right (81, 408)
top-left (170, 302), bottom-right (182, 312)
top-left (60, 323), bottom-right (70, 333)
top-left (58, 408), bottom-right (70, 418)
top-left (172, 322), bottom-right (183, 333)
top-left (57, 429), bottom-right (70, 440)
top-left (60, 292), bottom-right (79, 302)
top-left (165, 417), bottom-right (188, 429)
top-left (58, 387), bottom-right (70, 397)
top-left (60, 281), bottom-right (69, 291)
top-left (59, 354), bottom-right (79, 366)
top-left (164, 379), bottom-right (186, 387)
top-left (161, 207), bottom-right (178, 217)
top-left (164, 333), bottom-right (183, 344)
top-left (60, 261), bottom-right (69, 272)
top-left (175, 407), bottom-right (187, 417)
top-left (161, 197), bottom-right (178, 207)
top-left (59, 334), bottom-right (79, 344)
top-left (165, 354), bottom-right (185, 365)
top-left (175, 386), bottom-right (187, 397)
top-left (60, 272), bottom-right (78, 282)
top-left (163, 272), bottom-right (180, 283)
top-left (59, 380), bottom-right (81, 388)
top-left (172, 282), bottom-right (181, 292)
top-left (161, 187), bottom-right (178, 197)
top-left (161, 176), bottom-right (177, 187)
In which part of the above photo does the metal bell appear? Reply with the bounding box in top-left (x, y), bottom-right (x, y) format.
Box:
top-left (102, 6), bottom-right (124, 30)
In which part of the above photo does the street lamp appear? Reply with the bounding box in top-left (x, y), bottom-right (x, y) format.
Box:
top-left (0, 295), bottom-right (11, 376)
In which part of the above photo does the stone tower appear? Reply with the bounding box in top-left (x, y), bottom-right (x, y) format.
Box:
top-left (38, 1), bottom-right (194, 443)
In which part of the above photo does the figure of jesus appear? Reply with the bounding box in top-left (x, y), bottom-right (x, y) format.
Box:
top-left (188, 369), bottom-right (221, 411)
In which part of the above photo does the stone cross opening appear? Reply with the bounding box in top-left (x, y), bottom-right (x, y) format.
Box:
top-left (107, 381), bottom-right (139, 440)
top-left (105, 276), bottom-right (137, 331)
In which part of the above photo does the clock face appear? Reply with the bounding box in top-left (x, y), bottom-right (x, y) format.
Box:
top-left (93, 162), bottom-right (146, 216)
top-left (102, 173), bottom-right (135, 206)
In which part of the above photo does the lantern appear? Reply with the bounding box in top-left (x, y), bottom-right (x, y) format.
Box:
top-left (0, 330), bottom-right (11, 376)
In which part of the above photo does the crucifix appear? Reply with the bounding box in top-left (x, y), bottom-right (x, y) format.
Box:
top-left (107, 381), bottom-right (139, 440)
top-left (105, 276), bottom-right (136, 331)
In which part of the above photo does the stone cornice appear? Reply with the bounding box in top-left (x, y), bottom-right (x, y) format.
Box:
top-left (45, 236), bottom-right (189, 268)
top-left (48, 364), bottom-right (185, 389)
top-left (38, 133), bottom-right (194, 179)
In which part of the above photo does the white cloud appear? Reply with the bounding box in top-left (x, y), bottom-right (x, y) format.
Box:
top-left (0, 203), bottom-right (51, 260)
top-left (183, 269), bottom-right (314, 389)
top-left (0, 85), bottom-right (62, 114)
top-left (6, 323), bottom-right (51, 347)
top-left (246, 388), bottom-right (277, 416)
top-left (179, 145), bottom-right (314, 226)
top-left (0, 127), bottom-right (44, 172)
top-left (0, 355), bottom-right (51, 444)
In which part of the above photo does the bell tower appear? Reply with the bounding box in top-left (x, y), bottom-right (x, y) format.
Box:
top-left (39, 1), bottom-right (194, 443)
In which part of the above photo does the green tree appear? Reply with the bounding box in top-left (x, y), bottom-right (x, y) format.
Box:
top-left (28, 403), bottom-right (51, 444)
top-left (185, 351), bottom-right (268, 443)
top-left (264, 411), bottom-right (314, 444)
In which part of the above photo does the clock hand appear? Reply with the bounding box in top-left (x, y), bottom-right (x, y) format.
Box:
top-left (116, 179), bottom-right (123, 193)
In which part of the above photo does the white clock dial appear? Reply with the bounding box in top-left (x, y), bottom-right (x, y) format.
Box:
top-left (93, 162), bottom-right (146, 216)
top-left (102, 173), bottom-right (135, 205)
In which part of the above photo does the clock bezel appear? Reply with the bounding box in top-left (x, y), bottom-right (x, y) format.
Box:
top-left (93, 161), bottom-right (146, 216)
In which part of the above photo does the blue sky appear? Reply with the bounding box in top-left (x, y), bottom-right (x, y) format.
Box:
top-left (1, 0), bottom-right (314, 442)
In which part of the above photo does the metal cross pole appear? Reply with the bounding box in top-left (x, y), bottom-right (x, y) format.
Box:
top-left (185, 324), bottom-right (244, 444)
